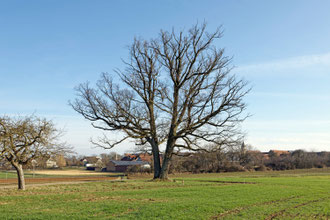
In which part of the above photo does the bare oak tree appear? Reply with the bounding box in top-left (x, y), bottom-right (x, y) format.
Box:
top-left (0, 115), bottom-right (64, 190)
top-left (71, 23), bottom-right (250, 180)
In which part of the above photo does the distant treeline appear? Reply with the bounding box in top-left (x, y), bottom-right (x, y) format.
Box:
top-left (166, 148), bottom-right (330, 173)
top-left (1, 147), bottom-right (329, 173)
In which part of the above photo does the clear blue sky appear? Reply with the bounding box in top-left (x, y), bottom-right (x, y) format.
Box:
top-left (1, 0), bottom-right (330, 155)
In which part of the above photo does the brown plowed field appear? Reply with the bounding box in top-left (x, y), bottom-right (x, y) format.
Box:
top-left (33, 169), bottom-right (113, 176)
top-left (0, 176), bottom-right (119, 185)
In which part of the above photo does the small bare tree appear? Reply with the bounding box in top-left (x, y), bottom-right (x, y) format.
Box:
top-left (71, 23), bottom-right (250, 180)
top-left (56, 154), bottom-right (67, 168)
top-left (0, 115), bottom-right (64, 190)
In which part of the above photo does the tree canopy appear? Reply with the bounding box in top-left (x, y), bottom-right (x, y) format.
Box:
top-left (0, 115), bottom-right (65, 189)
top-left (71, 23), bottom-right (250, 179)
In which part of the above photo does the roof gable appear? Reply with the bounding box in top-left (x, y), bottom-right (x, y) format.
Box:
top-left (110, 160), bottom-right (149, 166)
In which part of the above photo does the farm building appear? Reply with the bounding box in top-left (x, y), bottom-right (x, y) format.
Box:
top-left (121, 153), bottom-right (153, 163)
top-left (46, 159), bottom-right (58, 168)
top-left (106, 160), bottom-right (150, 172)
top-left (81, 156), bottom-right (103, 170)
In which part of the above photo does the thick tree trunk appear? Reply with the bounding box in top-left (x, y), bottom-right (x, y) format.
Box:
top-left (159, 84), bottom-right (179, 180)
top-left (152, 153), bottom-right (161, 179)
top-left (159, 155), bottom-right (171, 180)
top-left (151, 142), bottom-right (161, 179)
top-left (13, 163), bottom-right (25, 190)
top-left (159, 139), bottom-right (175, 180)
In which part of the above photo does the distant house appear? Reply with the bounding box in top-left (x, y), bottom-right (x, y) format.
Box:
top-left (260, 150), bottom-right (291, 160)
top-left (106, 160), bottom-right (150, 172)
top-left (269, 150), bottom-right (290, 157)
top-left (121, 153), bottom-right (153, 163)
top-left (81, 156), bottom-right (100, 166)
top-left (85, 163), bottom-right (96, 170)
top-left (81, 156), bottom-right (102, 170)
top-left (46, 159), bottom-right (58, 168)
top-left (261, 152), bottom-right (270, 160)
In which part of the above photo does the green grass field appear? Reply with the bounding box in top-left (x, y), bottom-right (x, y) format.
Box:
top-left (0, 168), bottom-right (329, 219)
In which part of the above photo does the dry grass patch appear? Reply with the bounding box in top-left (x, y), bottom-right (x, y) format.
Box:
top-left (32, 169), bottom-right (112, 176)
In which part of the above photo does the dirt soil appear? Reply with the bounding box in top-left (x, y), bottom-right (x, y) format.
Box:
top-left (32, 169), bottom-right (112, 176)
top-left (0, 169), bottom-right (124, 189)
top-left (0, 176), bottom-right (123, 190)
top-left (0, 176), bottom-right (119, 185)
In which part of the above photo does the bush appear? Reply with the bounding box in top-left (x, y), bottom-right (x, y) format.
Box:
top-left (127, 165), bottom-right (151, 174)
top-left (223, 164), bottom-right (245, 172)
top-left (254, 165), bottom-right (267, 171)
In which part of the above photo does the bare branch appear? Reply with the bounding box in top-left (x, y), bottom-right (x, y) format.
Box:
top-left (70, 23), bottom-right (250, 179)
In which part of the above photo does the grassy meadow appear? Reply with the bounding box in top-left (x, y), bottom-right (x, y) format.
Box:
top-left (0, 168), bottom-right (329, 219)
